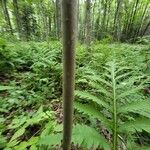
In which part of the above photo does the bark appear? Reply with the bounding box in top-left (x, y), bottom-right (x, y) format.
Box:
top-left (56, 0), bottom-right (61, 39)
top-left (95, 0), bottom-right (101, 39)
top-left (62, 0), bottom-right (77, 149)
top-left (1, 0), bottom-right (13, 35)
top-left (101, 0), bottom-right (107, 33)
top-left (135, 2), bottom-right (149, 37)
top-left (13, 0), bottom-right (22, 38)
top-left (141, 20), bottom-right (150, 37)
top-left (84, 0), bottom-right (92, 49)
top-left (106, 0), bottom-right (112, 32)
top-left (113, 0), bottom-right (122, 41)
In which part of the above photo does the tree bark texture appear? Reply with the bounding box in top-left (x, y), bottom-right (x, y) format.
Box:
top-left (62, 0), bottom-right (77, 149)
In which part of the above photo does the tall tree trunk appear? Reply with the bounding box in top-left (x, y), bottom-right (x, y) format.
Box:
top-left (13, 0), bottom-right (22, 38)
top-left (1, 0), bottom-right (13, 35)
top-left (101, 0), bottom-right (108, 38)
top-left (106, 0), bottom-right (112, 33)
top-left (126, 0), bottom-right (139, 39)
top-left (56, 0), bottom-right (61, 39)
top-left (141, 20), bottom-right (150, 37)
top-left (84, 0), bottom-right (92, 49)
top-left (95, 0), bottom-right (101, 40)
top-left (135, 2), bottom-right (149, 38)
top-left (113, 0), bottom-right (122, 41)
top-left (62, 0), bottom-right (77, 149)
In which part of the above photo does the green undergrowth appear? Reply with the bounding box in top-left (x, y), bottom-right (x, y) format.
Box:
top-left (0, 39), bottom-right (150, 149)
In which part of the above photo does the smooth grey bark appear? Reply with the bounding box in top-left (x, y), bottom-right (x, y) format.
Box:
top-left (62, 0), bottom-right (77, 149)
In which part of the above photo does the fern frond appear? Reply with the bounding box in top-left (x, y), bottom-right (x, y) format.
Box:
top-left (85, 75), bottom-right (112, 87)
top-left (117, 86), bottom-right (143, 99)
top-left (38, 133), bottom-right (62, 147)
top-left (119, 100), bottom-right (150, 118)
top-left (116, 72), bottom-right (133, 81)
top-left (88, 81), bottom-right (112, 98)
top-left (119, 118), bottom-right (150, 133)
top-left (75, 90), bottom-right (109, 109)
top-left (72, 124), bottom-right (111, 150)
top-left (74, 102), bottom-right (112, 130)
top-left (115, 66), bottom-right (131, 74)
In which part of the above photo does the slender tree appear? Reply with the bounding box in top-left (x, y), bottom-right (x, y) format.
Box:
top-left (0, 0), bottom-right (13, 35)
top-left (84, 0), bottom-right (92, 49)
top-left (13, 0), bottom-right (22, 38)
top-left (62, 0), bottom-right (77, 149)
top-left (113, 0), bottom-right (122, 41)
top-left (56, 0), bottom-right (61, 39)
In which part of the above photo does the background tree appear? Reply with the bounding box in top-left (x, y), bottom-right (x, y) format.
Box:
top-left (0, 0), bottom-right (13, 35)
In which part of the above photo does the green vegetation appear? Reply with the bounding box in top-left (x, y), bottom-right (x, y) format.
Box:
top-left (0, 0), bottom-right (150, 149)
top-left (0, 38), bottom-right (150, 149)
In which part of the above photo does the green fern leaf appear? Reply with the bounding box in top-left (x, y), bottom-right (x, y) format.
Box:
top-left (75, 90), bottom-right (109, 109)
top-left (0, 86), bottom-right (14, 91)
top-left (117, 86), bottom-right (143, 99)
top-left (119, 118), bottom-right (150, 133)
top-left (74, 102), bottom-right (112, 130)
top-left (72, 124), bottom-right (110, 150)
top-left (119, 100), bottom-right (150, 118)
top-left (85, 75), bottom-right (112, 87)
top-left (88, 81), bottom-right (112, 98)
top-left (38, 133), bottom-right (62, 147)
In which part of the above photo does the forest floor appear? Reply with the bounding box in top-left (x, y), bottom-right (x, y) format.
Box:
top-left (0, 40), bottom-right (150, 149)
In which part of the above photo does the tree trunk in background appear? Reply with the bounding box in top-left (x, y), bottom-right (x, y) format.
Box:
top-left (135, 2), bottom-right (149, 38)
top-left (113, 0), bottom-right (122, 41)
top-left (1, 0), bottom-right (13, 35)
top-left (95, 0), bottom-right (101, 39)
top-left (141, 20), bottom-right (150, 37)
top-left (84, 0), bottom-right (92, 49)
top-left (92, 0), bottom-right (96, 40)
top-left (101, 0), bottom-right (108, 38)
top-left (128, 0), bottom-right (140, 39)
top-left (13, 0), bottom-right (22, 38)
top-left (106, 0), bottom-right (112, 33)
top-left (62, 0), bottom-right (77, 149)
top-left (56, 0), bottom-right (61, 39)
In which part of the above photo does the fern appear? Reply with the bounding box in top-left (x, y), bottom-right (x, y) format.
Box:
top-left (75, 90), bottom-right (109, 109)
top-left (75, 61), bottom-right (150, 149)
top-left (38, 124), bottom-right (111, 150)
top-left (119, 117), bottom-right (150, 133)
top-left (72, 124), bottom-right (110, 150)
top-left (74, 102), bottom-right (112, 130)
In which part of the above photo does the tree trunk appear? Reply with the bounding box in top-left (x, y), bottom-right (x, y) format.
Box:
top-left (62, 0), bottom-right (77, 149)
top-left (1, 0), bottom-right (13, 35)
top-left (13, 0), bottom-right (22, 38)
top-left (101, 0), bottom-right (108, 38)
top-left (113, 0), bottom-right (122, 41)
top-left (84, 0), bottom-right (92, 49)
top-left (135, 2), bottom-right (149, 38)
top-left (56, 0), bottom-right (61, 39)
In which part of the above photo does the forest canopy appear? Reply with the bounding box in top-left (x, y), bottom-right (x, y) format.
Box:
top-left (0, 0), bottom-right (150, 42)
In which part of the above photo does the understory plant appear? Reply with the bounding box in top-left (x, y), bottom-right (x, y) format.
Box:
top-left (74, 61), bottom-right (150, 149)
